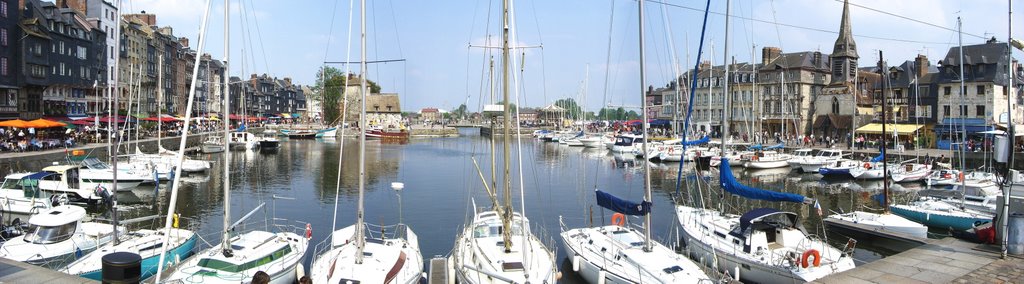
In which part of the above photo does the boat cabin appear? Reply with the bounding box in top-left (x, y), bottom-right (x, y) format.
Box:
top-left (24, 205), bottom-right (85, 245)
top-left (195, 231), bottom-right (294, 274)
top-left (793, 149), bottom-right (815, 157)
top-left (731, 208), bottom-right (807, 254)
top-left (614, 135), bottom-right (644, 146)
top-left (816, 149), bottom-right (844, 158)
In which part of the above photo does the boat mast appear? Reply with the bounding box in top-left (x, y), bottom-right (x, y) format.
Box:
top-left (958, 17), bottom-right (968, 208)
top-left (500, 0), bottom-right (514, 253)
top-left (879, 50), bottom-right (890, 214)
top-left (637, 0), bottom-right (653, 252)
top-left (110, 0), bottom-right (122, 247)
top-left (158, 55), bottom-right (163, 148)
top-left (1000, 0), bottom-right (1015, 259)
top-left (355, 0), bottom-right (368, 263)
top-left (721, 0), bottom-right (731, 150)
top-left (221, 0), bottom-right (232, 256)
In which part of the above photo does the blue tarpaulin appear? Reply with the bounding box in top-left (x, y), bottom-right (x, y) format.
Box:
top-left (682, 136), bottom-right (710, 146)
top-left (720, 159), bottom-right (809, 204)
top-left (596, 190), bottom-right (651, 216)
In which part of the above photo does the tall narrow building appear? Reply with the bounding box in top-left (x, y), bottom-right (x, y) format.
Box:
top-left (812, 0), bottom-right (861, 139)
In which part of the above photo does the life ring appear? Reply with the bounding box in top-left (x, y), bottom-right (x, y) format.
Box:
top-left (668, 147), bottom-right (676, 154)
top-left (863, 162), bottom-right (871, 169)
top-left (958, 172), bottom-right (965, 182)
top-left (752, 156), bottom-right (759, 161)
top-left (611, 213), bottom-right (626, 226)
top-left (801, 249), bottom-right (821, 268)
top-left (305, 223), bottom-right (313, 239)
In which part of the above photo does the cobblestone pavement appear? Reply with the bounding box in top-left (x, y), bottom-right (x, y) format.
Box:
top-left (953, 257), bottom-right (1024, 284)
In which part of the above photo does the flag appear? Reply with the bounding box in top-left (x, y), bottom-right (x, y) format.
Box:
top-left (814, 200), bottom-right (823, 217)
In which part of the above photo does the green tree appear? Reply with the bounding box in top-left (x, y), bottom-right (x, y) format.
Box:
top-left (554, 98), bottom-right (583, 119)
top-left (452, 104), bottom-right (468, 119)
top-left (313, 66), bottom-right (347, 124)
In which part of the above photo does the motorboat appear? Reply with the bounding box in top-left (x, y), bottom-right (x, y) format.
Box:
top-left (677, 206), bottom-right (856, 283)
top-left (796, 149), bottom-right (844, 173)
top-left (849, 162), bottom-right (895, 180)
top-left (579, 135), bottom-right (605, 148)
top-left (0, 172), bottom-right (57, 217)
top-left (35, 166), bottom-right (112, 202)
top-left (0, 205), bottom-right (121, 269)
top-left (75, 157), bottom-right (151, 190)
top-left (825, 211), bottom-right (928, 239)
top-left (258, 133), bottom-right (280, 149)
top-left (163, 230), bottom-right (307, 283)
top-left (818, 159), bottom-right (861, 177)
top-left (890, 197), bottom-right (993, 231)
top-left (787, 148), bottom-right (815, 169)
top-left (201, 136), bottom-right (226, 153)
top-left (228, 131), bottom-right (259, 150)
top-left (62, 226), bottom-right (197, 281)
top-left (610, 134), bottom-right (644, 153)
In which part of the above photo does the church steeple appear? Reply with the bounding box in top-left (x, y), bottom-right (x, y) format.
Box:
top-left (830, 0), bottom-right (858, 84)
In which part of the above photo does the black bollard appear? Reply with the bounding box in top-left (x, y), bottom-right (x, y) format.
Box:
top-left (101, 252), bottom-right (141, 284)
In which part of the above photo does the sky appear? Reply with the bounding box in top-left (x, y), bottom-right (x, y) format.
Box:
top-left (125, 0), bottom-right (1024, 113)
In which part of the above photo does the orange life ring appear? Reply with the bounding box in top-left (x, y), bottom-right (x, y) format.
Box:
top-left (611, 213), bottom-right (626, 226)
top-left (958, 172), bottom-right (965, 182)
top-left (863, 162), bottom-right (871, 169)
top-left (668, 147), bottom-right (676, 154)
top-left (801, 249), bottom-right (821, 268)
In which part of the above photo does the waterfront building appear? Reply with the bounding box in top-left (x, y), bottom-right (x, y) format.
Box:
top-left (173, 38), bottom-right (194, 116)
top-left (62, 0), bottom-right (116, 117)
top-left (757, 47), bottom-right (830, 139)
top-left (0, 0), bottom-right (18, 120)
top-left (365, 93), bottom-right (401, 128)
top-left (813, 0), bottom-right (856, 140)
top-left (420, 107), bottom-right (440, 123)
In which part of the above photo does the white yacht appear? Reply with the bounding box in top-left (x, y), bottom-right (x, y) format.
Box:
top-left (0, 205), bottom-right (121, 269)
top-left (201, 136), bottom-right (226, 153)
top-left (744, 151), bottom-right (792, 169)
top-left (825, 211), bottom-right (928, 239)
top-left (796, 149), bottom-right (844, 173)
top-left (33, 167), bottom-right (109, 203)
top-left (450, 206), bottom-right (557, 284)
top-left (787, 148), bottom-right (815, 169)
top-left (891, 162), bottom-right (932, 183)
top-left (310, 223), bottom-right (423, 284)
top-left (0, 172), bottom-right (57, 216)
top-left (229, 131), bottom-right (259, 150)
top-left (610, 134), bottom-right (644, 153)
top-left (163, 230), bottom-right (307, 283)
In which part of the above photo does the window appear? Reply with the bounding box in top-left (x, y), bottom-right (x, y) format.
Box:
top-left (1, 28), bottom-right (6, 46)
top-left (832, 97), bottom-right (840, 113)
top-left (25, 223), bottom-right (77, 244)
top-left (944, 86), bottom-right (951, 96)
top-left (1, 57), bottom-right (7, 76)
top-left (77, 46), bottom-right (87, 60)
top-left (1, 2), bottom-right (6, 18)
top-left (943, 105), bottom-right (950, 116)
top-left (977, 85), bottom-right (985, 96)
top-left (977, 105), bottom-right (985, 117)
top-left (960, 105), bottom-right (968, 116)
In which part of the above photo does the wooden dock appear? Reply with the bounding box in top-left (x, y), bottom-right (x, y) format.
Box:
top-left (0, 257), bottom-right (96, 283)
top-left (812, 237), bottom-right (1000, 284)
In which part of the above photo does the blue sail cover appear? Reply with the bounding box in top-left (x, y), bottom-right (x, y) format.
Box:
top-left (764, 143), bottom-right (785, 150)
top-left (682, 136), bottom-right (710, 146)
top-left (596, 190), bottom-right (651, 216)
top-left (720, 159), bottom-right (808, 203)
top-left (870, 151), bottom-right (885, 163)
top-left (748, 144), bottom-right (763, 150)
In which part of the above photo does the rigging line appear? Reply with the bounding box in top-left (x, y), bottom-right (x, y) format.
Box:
top-left (369, 0), bottom-right (382, 86)
top-left (674, 0), bottom-right (710, 202)
top-left (244, 0), bottom-right (272, 75)
top-left (645, 0), bottom-right (955, 45)
top-left (320, 0), bottom-right (342, 63)
top-left (834, 0), bottom-right (985, 40)
top-left (600, 0), bottom-right (616, 130)
top-left (240, 0), bottom-right (260, 76)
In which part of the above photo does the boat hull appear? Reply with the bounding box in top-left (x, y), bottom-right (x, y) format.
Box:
top-left (76, 234), bottom-right (197, 281)
top-left (890, 204), bottom-right (991, 231)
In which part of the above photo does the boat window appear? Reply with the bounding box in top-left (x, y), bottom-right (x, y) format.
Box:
top-left (24, 222), bottom-right (77, 244)
top-left (662, 265), bottom-right (684, 274)
top-left (1, 179), bottom-right (19, 189)
top-left (198, 245), bottom-right (292, 273)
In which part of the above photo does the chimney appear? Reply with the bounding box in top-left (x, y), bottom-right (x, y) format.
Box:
top-left (699, 60), bottom-right (711, 71)
top-left (813, 51), bottom-right (822, 67)
top-left (915, 54), bottom-right (929, 78)
top-left (178, 37), bottom-right (189, 48)
top-left (61, 0), bottom-right (87, 13)
top-left (284, 77), bottom-right (292, 86)
top-left (761, 47), bottom-right (782, 65)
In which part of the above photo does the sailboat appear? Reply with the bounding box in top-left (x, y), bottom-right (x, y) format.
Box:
top-left (676, 1), bottom-right (854, 282)
top-left (889, 18), bottom-right (995, 231)
top-left (825, 52), bottom-right (928, 239)
top-left (61, 53), bottom-right (198, 281)
top-left (559, 2), bottom-right (711, 283)
top-left (308, 1), bottom-right (424, 282)
top-left (448, 1), bottom-right (558, 283)
top-left (162, 1), bottom-right (308, 282)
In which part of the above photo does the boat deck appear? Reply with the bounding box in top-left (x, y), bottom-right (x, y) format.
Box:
top-left (812, 237), bottom-right (1011, 284)
top-left (823, 217), bottom-right (930, 245)
top-left (0, 257), bottom-right (96, 283)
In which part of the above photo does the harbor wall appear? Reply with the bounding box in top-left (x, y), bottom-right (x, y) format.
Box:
top-left (0, 133), bottom-right (212, 177)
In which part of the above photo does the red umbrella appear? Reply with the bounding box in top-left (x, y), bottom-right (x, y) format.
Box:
top-left (99, 116), bottom-right (126, 123)
top-left (142, 116), bottom-right (178, 122)
top-left (72, 119), bottom-right (96, 126)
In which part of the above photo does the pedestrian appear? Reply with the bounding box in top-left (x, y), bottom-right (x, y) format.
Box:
top-left (251, 271), bottom-right (271, 284)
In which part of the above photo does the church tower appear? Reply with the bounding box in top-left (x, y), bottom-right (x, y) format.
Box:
top-left (830, 0), bottom-right (858, 84)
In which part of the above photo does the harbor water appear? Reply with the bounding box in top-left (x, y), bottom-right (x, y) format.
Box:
top-left (79, 128), bottom-right (918, 282)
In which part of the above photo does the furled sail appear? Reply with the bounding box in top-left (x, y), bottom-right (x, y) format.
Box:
top-left (870, 150), bottom-right (884, 163)
top-left (595, 190), bottom-right (651, 216)
top-left (682, 136), bottom-right (710, 146)
top-left (719, 159), bottom-right (811, 204)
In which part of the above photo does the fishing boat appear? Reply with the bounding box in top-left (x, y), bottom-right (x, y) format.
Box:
top-left (366, 127), bottom-right (409, 139)
top-left (282, 129), bottom-right (318, 139)
top-left (228, 131), bottom-right (258, 150)
top-left (314, 126), bottom-right (338, 138)
top-left (309, 3), bottom-right (423, 282)
top-left (0, 205), bottom-right (121, 269)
